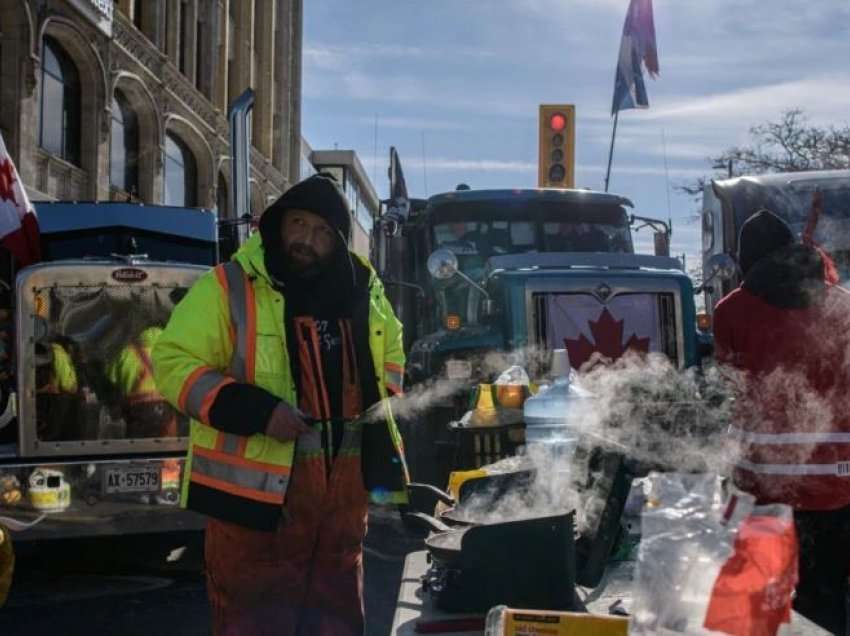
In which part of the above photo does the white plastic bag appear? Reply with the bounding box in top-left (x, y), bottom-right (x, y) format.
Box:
top-left (494, 364), bottom-right (530, 386)
top-left (629, 473), bottom-right (755, 636)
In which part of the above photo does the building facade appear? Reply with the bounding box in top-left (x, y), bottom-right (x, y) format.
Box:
top-left (310, 148), bottom-right (380, 258)
top-left (0, 0), bottom-right (302, 219)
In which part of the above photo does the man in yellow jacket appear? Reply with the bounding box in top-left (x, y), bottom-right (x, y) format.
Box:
top-left (153, 173), bottom-right (408, 636)
top-left (105, 326), bottom-right (177, 439)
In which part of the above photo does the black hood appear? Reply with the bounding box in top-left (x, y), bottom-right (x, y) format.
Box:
top-left (259, 173), bottom-right (352, 248)
top-left (742, 244), bottom-right (827, 309)
top-left (258, 173), bottom-right (358, 315)
top-left (737, 209), bottom-right (794, 277)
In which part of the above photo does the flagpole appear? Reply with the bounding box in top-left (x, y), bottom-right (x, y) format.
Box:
top-left (603, 110), bottom-right (619, 193)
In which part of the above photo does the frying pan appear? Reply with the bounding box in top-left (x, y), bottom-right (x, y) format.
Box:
top-left (406, 469), bottom-right (536, 520)
top-left (403, 512), bottom-right (469, 566)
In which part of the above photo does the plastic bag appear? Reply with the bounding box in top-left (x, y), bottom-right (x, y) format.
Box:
top-left (630, 473), bottom-right (755, 635)
top-left (494, 365), bottom-right (530, 386)
top-left (703, 505), bottom-right (798, 636)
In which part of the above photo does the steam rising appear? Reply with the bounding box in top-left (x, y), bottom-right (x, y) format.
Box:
top-left (382, 340), bottom-right (843, 529)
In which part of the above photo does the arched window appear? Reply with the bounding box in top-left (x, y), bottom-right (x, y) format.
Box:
top-left (163, 132), bottom-right (197, 207)
top-left (110, 91), bottom-right (139, 195)
top-left (216, 172), bottom-right (229, 218)
top-left (39, 36), bottom-right (81, 165)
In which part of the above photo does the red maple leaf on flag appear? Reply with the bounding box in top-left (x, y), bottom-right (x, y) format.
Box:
top-left (0, 159), bottom-right (17, 205)
top-left (564, 308), bottom-right (650, 369)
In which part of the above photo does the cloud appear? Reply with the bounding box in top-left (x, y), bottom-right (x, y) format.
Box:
top-left (304, 42), bottom-right (496, 69)
top-left (360, 156), bottom-right (537, 174)
top-left (647, 76), bottom-right (850, 125)
top-left (359, 116), bottom-right (465, 131)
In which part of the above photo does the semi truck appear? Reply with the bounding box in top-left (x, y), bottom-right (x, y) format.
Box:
top-left (701, 169), bottom-right (850, 313)
top-left (373, 185), bottom-right (702, 488)
top-left (0, 91), bottom-right (256, 542)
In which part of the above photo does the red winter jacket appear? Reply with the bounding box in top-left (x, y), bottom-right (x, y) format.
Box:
top-left (714, 246), bottom-right (850, 511)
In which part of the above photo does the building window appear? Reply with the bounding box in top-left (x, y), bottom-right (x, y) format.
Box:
top-left (163, 132), bottom-right (197, 207)
top-left (133, 0), bottom-right (144, 31)
top-left (216, 172), bottom-right (229, 218)
top-left (109, 91), bottom-right (139, 196)
top-left (39, 37), bottom-right (81, 166)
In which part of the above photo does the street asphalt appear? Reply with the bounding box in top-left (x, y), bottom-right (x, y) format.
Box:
top-left (0, 506), bottom-right (421, 635)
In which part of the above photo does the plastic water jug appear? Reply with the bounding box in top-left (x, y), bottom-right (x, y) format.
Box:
top-left (523, 349), bottom-right (595, 460)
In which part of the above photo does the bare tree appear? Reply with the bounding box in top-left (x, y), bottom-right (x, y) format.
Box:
top-left (679, 109), bottom-right (850, 200)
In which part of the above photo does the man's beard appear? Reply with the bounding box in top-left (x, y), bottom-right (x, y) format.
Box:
top-left (282, 242), bottom-right (333, 279)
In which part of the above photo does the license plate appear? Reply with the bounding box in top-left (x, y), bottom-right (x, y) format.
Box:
top-left (104, 467), bottom-right (161, 494)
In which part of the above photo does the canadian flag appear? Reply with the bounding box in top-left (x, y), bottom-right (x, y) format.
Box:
top-left (0, 131), bottom-right (40, 267)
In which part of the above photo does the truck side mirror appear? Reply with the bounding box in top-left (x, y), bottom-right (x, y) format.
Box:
top-left (427, 248), bottom-right (459, 281)
top-left (426, 248), bottom-right (491, 300)
top-left (705, 253), bottom-right (738, 283)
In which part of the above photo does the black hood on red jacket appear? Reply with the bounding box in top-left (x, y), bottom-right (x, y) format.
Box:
top-left (742, 244), bottom-right (827, 309)
top-left (737, 209), bottom-right (794, 277)
top-left (738, 209), bottom-right (827, 309)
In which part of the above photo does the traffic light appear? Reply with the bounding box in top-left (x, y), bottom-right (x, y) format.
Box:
top-left (538, 104), bottom-right (575, 188)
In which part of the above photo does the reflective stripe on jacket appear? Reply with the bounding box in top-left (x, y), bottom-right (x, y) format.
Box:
top-left (715, 284), bottom-right (850, 510)
top-left (152, 233), bottom-right (409, 530)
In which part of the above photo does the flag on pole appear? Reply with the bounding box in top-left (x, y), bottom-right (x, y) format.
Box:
top-left (388, 146), bottom-right (409, 203)
top-left (0, 132), bottom-right (41, 266)
top-left (611, 0), bottom-right (659, 115)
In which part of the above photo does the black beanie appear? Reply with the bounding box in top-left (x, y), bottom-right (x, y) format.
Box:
top-left (259, 173), bottom-right (352, 248)
top-left (737, 209), bottom-right (794, 276)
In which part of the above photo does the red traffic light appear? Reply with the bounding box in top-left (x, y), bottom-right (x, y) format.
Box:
top-left (549, 113), bottom-right (567, 132)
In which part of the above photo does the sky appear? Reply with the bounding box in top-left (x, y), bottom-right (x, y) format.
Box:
top-left (301, 0), bottom-right (850, 267)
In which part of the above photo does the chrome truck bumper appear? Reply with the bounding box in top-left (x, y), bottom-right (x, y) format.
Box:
top-left (0, 456), bottom-right (205, 542)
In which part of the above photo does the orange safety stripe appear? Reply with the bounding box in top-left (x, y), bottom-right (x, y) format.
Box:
top-left (189, 472), bottom-right (284, 505)
top-left (307, 323), bottom-right (332, 419)
top-left (198, 377), bottom-right (235, 424)
top-left (130, 343), bottom-right (155, 396)
top-left (236, 436), bottom-right (248, 456)
top-left (242, 269), bottom-right (257, 384)
top-left (214, 265), bottom-right (237, 346)
top-left (178, 366), bottom-right (214, 412)
top-left (384, 361), bottom-right (403, 374)
top-left (340, 319), bottom-right (363, 419)
top-left (193, 445), bottom-right (292, 476)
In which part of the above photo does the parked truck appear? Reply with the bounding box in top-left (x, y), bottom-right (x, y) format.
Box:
top-left (0, 91), bottom-right (256, 542)
top-left (0, 202), bottom-right (215, 540)
top-left (701, 169), bottom-right (850, 313)
top-left (373, 185), bottom-right (701, 487)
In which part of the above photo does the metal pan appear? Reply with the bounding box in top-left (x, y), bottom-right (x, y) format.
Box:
top-left (402, 512), bottom-right (469, 566)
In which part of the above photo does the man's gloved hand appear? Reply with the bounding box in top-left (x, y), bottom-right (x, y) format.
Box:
top-left (265, 402), bottom-right (311, 441)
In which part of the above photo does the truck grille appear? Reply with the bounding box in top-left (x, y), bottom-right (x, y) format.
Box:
top-left (532, 291), bottom-right (679, 367)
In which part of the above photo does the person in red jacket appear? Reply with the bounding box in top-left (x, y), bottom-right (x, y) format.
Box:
top-left (714, 209), bottom-right (850, 634)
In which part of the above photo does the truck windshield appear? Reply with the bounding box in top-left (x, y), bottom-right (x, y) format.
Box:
top-left (429, 200), bottom-right (633, 259)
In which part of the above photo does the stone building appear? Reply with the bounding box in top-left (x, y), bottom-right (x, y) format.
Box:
top-left (0, 0), bottom-right (303, 219)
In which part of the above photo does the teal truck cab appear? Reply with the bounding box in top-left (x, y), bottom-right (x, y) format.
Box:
top-left (373, 187), bottom-right (699, 486)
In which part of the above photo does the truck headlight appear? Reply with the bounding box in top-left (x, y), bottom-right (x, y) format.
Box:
top-left (445, 359), bottom-right (472, 381)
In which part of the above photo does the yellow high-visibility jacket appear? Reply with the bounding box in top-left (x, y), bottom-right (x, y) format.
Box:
top-left (105, 326), bottom-right (162, 402)
top-left (152, 234), bottom-right (408, 530)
